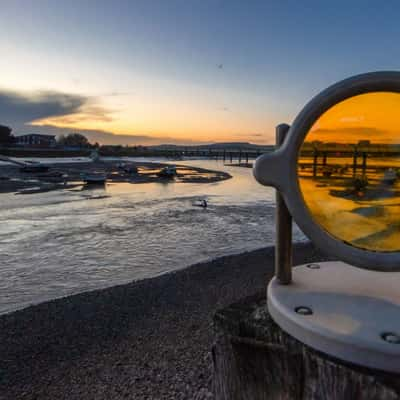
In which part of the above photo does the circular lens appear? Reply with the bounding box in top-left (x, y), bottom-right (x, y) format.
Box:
top-left (298, 92), bottom-right (400, 252)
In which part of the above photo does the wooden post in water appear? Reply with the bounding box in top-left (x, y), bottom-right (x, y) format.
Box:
top-left (322, 151), bottom-right (327, 166)
top-left (362, 152), bottom-right (367, 175)
top-left (313, 150), bottom-right (318, 178)
top-left (353, 149), bottom-right (358, 177)
top-left (239, 150), bottom-right (242, 164)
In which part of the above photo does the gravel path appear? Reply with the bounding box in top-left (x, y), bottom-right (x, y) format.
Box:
top-left (0, 242), bottom-right (330, 400)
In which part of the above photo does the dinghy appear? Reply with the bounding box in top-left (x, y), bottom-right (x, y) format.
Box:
top-left (158, 165), bottom-right (177, 178)
top-left (82, 173), bottom-right (107, 185)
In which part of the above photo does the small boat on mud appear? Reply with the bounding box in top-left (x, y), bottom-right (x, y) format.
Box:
top-left (157, 165), bottom-right (177, 178)
top-left (117, 162), bottom-right (138, 174)
top-left (82, 173), bottom-right (107, 185)
top-left (382, 169), bottom-right (397, 185)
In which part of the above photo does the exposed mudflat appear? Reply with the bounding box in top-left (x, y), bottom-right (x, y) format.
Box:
top-left (0, 161), bottom-right (231, 194)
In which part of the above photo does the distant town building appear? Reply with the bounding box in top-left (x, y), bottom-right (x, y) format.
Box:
top-left (15, 134), bottom-right (56, 148)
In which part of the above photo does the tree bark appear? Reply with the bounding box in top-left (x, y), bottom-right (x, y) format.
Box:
top-left (212, 292), bottom-right (400, 400)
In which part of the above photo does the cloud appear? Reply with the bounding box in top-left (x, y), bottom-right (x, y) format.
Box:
top-left (0, 88), bottom-right (265, 146)
top-left (249, 133), bottom-right (263, 137)
top-left (308, 126), bottom-right (399, 144)
top-left (0, 88), bottom-right (214, 145)
top-left (339, 116), bottom-right (365, 123)
top-left (311, 126), bottom-right (387, 137)
top-left (0, 89), bottom-right (112, 126)
top-left (103, 91), bottom-right (132, 97)
top-left (44, 105), bottom-right (114, 124)
top-left (233, 132), bottom-right (264, 137)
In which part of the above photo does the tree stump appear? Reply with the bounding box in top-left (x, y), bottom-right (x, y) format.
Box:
top-left (212, 292), bottom-right (400, 400)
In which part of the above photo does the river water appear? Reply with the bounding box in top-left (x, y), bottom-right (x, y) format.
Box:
top-left (0, 159), bottom-right (305, 315)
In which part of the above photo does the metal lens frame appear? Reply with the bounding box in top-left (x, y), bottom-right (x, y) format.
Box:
top-left (254, 71), bottom-right (400, 271)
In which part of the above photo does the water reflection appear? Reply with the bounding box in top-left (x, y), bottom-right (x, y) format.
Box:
top-left (0, 160), bottom-right (302, 314)
top-left (298, 92), bottom-right (400, 252)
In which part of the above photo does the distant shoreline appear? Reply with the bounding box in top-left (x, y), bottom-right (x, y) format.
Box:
top-left (0, 160), bottom-right (232, 194)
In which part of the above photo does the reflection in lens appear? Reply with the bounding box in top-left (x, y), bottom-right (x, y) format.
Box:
top-left (298, 92), bottom-right (400, 252)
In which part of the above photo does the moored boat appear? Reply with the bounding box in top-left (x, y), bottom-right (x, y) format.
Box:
top-left (118, 162), bottom-right (138, 174)
top-left (157, 165), bottom-right (177, 178)
top-left (82, 173), bottom-right (107, 185)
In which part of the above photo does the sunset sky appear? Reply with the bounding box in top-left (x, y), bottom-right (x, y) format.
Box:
top-left (308, 92), bottom-right (400, 144)
top-left (1, 1), bottom-right (400, 145)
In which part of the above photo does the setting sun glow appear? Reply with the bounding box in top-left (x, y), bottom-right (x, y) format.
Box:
top-left (308, 92), bottom-right (400, 144)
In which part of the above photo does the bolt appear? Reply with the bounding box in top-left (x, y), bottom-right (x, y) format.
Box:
top-left (381, 332), bottom-right (400, 344)
top-left (295, 306), bottom-right (313, 315)
top-left (306, 263), bottom-right (320, 269)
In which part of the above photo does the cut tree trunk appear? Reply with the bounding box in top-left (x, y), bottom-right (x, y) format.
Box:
top-left (212, 292), bottom-right (400, 400)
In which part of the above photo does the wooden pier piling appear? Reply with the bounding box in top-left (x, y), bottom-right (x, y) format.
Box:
top-left (313, 151), bottom-right (318, 178)
top-left (213, 293), bottom-right (400, 400)
top-left (353, 151), bottom-right (358, 177)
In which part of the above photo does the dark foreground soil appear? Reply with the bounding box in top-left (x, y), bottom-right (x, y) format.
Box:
top-left (0, 242), bottom-right (331, 400)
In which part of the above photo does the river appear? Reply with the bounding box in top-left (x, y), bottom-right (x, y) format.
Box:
top-left (0, 158), bottom-right (305, 314)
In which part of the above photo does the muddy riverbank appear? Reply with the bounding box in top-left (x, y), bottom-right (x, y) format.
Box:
top-left (0, 160), bottom-right (231, 194)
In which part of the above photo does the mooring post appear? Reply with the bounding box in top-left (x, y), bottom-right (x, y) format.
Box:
top-left (322, 151), bottom-right (327, 166)
top-left (362, 152), bottom-right (367, 175)
top-left (313, 150), bottom-right (318, 178)
top-left (353, 150), bottom-right (358, 177)
top-left (275, 124), bottom-right (292, 284)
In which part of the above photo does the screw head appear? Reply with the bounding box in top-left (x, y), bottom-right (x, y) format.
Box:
top-left (295, 306), bottom-right (313, 315)
top-left (381, 332), bottom-right (400, 344)
top-left (306, 263), bottom-right (320, 269)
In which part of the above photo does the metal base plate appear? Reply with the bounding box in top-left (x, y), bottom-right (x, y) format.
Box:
top-left (268, 261), bottom-right (400, 373)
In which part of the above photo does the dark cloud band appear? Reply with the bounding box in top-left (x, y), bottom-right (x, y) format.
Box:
top-left (0, 89), bottom-right (111, 126)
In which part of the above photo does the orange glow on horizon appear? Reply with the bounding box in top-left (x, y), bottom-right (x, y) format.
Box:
top-left (30, 98), bottom-right (277, 144)
top-left (307, 92), bottom-right (400, 144)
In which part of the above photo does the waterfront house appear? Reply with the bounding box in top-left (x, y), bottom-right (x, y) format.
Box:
top-left (15, 134), bottom-right (57, 148)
